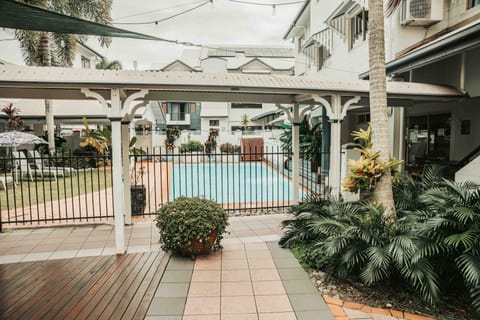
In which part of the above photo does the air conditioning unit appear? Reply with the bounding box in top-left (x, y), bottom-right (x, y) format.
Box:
top-left (400, 0), bottom-right (444, 26)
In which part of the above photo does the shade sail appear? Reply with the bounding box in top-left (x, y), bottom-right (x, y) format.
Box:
top-left (0, 0), bottom-right (161, 41)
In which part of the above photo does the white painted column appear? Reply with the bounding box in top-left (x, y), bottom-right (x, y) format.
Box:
top-left (329, 95), bottom-right (342, 198)
top-left (110, 89), bottom-right (125, 254)
top-left (292, 104), bottom-right (300, 204)
top-left (122, 122), bottom-right (132, 225)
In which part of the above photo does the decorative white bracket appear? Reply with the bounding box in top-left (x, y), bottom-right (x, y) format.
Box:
top-left (275, 104), bottom-right (293, 123)
top-left (125, 102), bottom-right (147, 122)
top-left (311, 94), bottom-right (361, 121)
top-left (121, 89), bottom-right (149, 118)
top-left (81, 88), bottom-right (109, 114)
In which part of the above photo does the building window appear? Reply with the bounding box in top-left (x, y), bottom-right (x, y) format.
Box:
top-left (209, 120), bottom-right (219, 127)
top-left (349, 9), bottom-right (368, 50)
top-left (231, 103), bottom-right (262, 109)
top-left (467, 0), bottom-right (480, 9)
top-left (81, 55), bottom-right (91, 69)
top-left (168, 103), bottom-right (186, 121)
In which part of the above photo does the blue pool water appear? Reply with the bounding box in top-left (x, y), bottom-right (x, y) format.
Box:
top-left (168, 163), bottom-right (293, 203)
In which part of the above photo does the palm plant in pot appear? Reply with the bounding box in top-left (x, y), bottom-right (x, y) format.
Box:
top-left (156, 197), bottom-right (229, 257)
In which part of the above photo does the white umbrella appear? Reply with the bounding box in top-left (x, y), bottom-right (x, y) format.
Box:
top-left (0, 130), bottom-right (47, 147)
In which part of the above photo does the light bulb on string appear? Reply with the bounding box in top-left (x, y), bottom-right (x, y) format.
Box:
top-left (272, 4), bottom-right (276, 16)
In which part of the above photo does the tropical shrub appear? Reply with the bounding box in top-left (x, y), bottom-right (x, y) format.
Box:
top-left (156, 197), bottom-right (229, 256)
top-left (343, 126), bottom-right (402, 193)
top-left (165, 127), bottom-right (180, 151)
top-left (180, 140), bottom-right (204, 153)
top-left (281, 170), bottom-right (480, 312)
top-left (220, 143), bottom-right (234, 153)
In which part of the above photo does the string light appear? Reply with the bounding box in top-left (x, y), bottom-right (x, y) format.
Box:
top-left (114, 1), bottom-right (207, 21)
top-left (113, 1), bottom-right (212, 25)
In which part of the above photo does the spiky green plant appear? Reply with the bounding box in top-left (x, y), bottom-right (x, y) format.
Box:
top-left (414, 179), bottom-right (480, 311)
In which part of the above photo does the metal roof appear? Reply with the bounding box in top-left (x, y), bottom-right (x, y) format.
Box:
top-left (0, 65), bottom-right (466, 105)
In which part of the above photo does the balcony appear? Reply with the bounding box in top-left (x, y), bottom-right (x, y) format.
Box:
top-left (166, 112), bottom-right (191, 125)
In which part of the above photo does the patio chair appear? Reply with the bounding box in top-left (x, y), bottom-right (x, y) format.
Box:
top-left (0, 173), bottom-right (15, 191)
top-left (28, 150), bottom-right (77, 177)
top-left (13, 154), bottom-right (56, 181)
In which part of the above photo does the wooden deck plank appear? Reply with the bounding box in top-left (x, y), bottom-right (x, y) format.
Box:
top-left (0, 252), bottom-right (168, 320)
top-left (29, 256), bottom-right (115, 320)
top-left (8, 256), bottom-right (105, 320)
top-left (76, 253), bottom-right (146, 320)
top-left (0, 258), bottom-right (84, 317)
top-left (98, 252), bottom-right (159, 320)
top-left (129, 254), bottom-right (171, 320)
top-left (54, 253), bottom-right (137, 320)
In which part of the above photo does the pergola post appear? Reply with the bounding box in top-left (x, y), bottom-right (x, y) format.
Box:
top-left (291, 103), bottom-right (300, 204)
top-left (110, 88), bottom-right (126, 254)
top-left (122, 121), bottom-right (132, 225)
top-left (311, 94), bottom-right (361, 198)
top-left (329, 95), bottom-right (342, 197)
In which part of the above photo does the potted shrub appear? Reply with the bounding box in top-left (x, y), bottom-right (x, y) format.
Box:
top-left (130, 165), bottom-right (147, 215)
top-left (156, 197), bottom-right (228, 256)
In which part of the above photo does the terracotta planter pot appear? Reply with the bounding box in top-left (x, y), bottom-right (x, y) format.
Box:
top-left (181, 229), bottom-right (218, 256)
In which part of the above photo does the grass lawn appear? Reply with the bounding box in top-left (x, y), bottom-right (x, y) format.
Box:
top-left (0, 168), bottom-right (112, 211)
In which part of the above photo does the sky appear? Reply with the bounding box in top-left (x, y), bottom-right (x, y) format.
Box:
top-left (0, 0), bottom-right (303, 70)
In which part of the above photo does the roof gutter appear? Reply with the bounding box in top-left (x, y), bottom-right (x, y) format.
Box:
top-left (282, 0), bottom-right (311, 40)
top-left (359, 22), bottom-right (480, 79)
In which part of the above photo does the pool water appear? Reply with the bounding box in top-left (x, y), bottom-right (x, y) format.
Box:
top-left (169, 163), bottom-right (293, 204)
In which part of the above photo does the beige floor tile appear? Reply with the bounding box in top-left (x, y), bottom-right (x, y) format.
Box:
top-left (188, 282), bottom-right (221, 297)
top-left (255, 295), bottom-right (293, 313)
top-left (222, 269), bottom-right (251, 282)
top-left (221, 296), bottom-right (257, 314)
top-left (221, 282), bottom-right (253, 296)
top-left (195, 258), bottom-right (221, 270)
top-left (246, 251), bottom-right (272, 259)
top-left (250, 269), bottom-right (280, 281)
top-left (221, 313), bottom-right (258, 320)
top-left (222, 259), bottom-right (249, 270)
top-left (183, 315), bottom-right (220, 320)
top-left (222, 251), bottom-right (247, 260)
top-left (244, 242), bottom-right (268, 250)
top-left (252, 281), bottom-right (286, 295)
top-left (184, 296), bottom-right (220, 315)
top-left (248, 259), bottom-right (276, 270)
top-left (258, 312), bottom-right (296, 320)
top-left (191, 270), bottom-right (221, 283)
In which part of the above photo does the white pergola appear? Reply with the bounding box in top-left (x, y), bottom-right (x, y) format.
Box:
top-left (0, 65), bottom-right (466, 253)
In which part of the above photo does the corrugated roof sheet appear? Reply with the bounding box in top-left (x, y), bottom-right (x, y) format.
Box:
top-left (0, 65), bottom-right (466, 104)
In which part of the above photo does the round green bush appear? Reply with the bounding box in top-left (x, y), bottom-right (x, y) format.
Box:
top-left (155, 197), bottom-right (229, 255)
top-left (180, 140), bottom-right (204, 153)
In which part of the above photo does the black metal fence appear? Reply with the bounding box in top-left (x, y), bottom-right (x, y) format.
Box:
top-left (0, 150), bottom-right (114, 231)
top-left (130, 146), bottom-right (329, 216)
top-left (0, 147), bottom-right (329, 230)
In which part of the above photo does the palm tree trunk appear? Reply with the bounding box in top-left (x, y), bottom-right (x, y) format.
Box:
top-left (368, 0), bottom-right (396, 221)
top-left (40, 33), bottom-right (55, 154)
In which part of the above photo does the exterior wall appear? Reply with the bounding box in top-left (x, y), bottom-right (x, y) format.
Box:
top-left (385, 1), bottom-right (480, 61)
top-left (72, 44), bottom-right (102, 69)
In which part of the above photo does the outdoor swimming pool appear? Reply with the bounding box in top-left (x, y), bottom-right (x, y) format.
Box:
top-left (169, 162), bottom-right (293, 204)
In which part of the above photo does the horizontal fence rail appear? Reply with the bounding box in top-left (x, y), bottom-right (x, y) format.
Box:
top-left (0, 150), bottom-right (114, 231)
top-left (0, 146), bottom-right (329, 230)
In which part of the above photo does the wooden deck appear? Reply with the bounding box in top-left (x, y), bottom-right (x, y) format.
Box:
top-left (0, 251), bottom-right (169, 320)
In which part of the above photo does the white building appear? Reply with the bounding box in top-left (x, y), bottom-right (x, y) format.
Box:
top-left (284, 0), bottom-right (480, 183)
top-left (147, 46), bottom-right (295, 135)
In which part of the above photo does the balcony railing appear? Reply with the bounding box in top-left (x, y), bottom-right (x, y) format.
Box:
top-left (166, 113), bottom-right (191, 125)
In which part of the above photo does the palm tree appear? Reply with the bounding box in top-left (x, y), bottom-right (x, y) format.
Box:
top-left (96, 58), bottom-right (122, 70)
top-left (13, 0), bottom-right (112, 154)
top-left (241, 114), bottom-right (249, 131)
top-left (367, 0), bottom-right (401, 221)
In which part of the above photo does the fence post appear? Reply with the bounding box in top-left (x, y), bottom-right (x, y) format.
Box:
top-left (122, 121), bottom-right (132, 225)
top-left (291, 104), bottom-right (300, 204)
